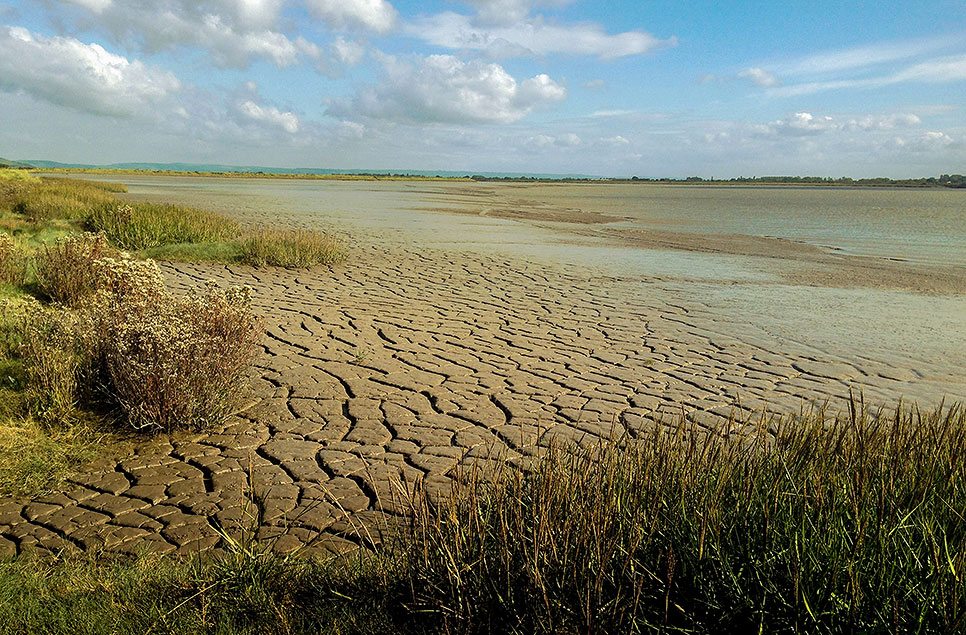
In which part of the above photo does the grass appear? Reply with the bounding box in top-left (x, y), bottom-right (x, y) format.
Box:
top-left (240, 228), bottom-right (347, 268)
top-left (0, 170), bottom-right (346, 267)
top-left (86, 202), bottom-right (239, 250)
top-left (0, 332), bottom-right (107, 496)
top-left (1, 400), bottom-right (963, 633)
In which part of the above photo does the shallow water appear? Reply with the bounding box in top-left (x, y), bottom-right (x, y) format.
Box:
top-left (81, 174), bottom-right (966, 401)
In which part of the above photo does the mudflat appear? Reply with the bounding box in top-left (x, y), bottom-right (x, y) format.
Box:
top-left (2, 177), bottom-right (963, 557)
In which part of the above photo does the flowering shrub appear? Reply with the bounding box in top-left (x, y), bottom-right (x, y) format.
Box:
top-left (35, 232), bottom-right (116, 306)
top-left (88, 258), bottom-right (261, 431)
top-left (0, 234), bottom-right (28, 286)
top-left (7, 249), bottom-right (261, 432)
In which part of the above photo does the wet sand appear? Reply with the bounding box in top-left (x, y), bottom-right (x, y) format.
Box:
top-left (1, 178), bottom-right (963, 557)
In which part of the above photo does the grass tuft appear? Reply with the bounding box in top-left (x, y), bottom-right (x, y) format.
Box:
top-left (241, 228), bottom-right (346, 268)
top-left (86, 202), bottom-right (240, 250)
top-left (34, 232), bottom-right (117, 306)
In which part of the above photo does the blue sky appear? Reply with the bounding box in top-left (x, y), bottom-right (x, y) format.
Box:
top-left (0, 0), bottom-right (963, 177)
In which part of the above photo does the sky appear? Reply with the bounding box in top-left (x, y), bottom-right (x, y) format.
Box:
top-left (0, 0), bottom-right (964, 177)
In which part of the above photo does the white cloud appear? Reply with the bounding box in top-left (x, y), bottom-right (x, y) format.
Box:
top-left (330, 37), bottom-right (365, 65)
top-left (738, 67), bottom-right (779, 87)
top-left (48, 0), bottom-right (314, 68)
top-left (584, 79), bottom-right (605, 89)
top-left (409, 12), bottom-right (676, 59)
top-left (775, 36), bottom-right (956, 76)
top-left (764, 111), bottom-right (924, 137)
top-left (600, 135), bottom-right (630, 145)
top-left (0, 26), bottom-right (180, 117)
top-left (853, 113), bottom-right (921, 130)
top-left (328, 54), bottom-right (566, 124)
top-left (891, 54), bottom-right (966, 83)
top-left (306, 0), bottom-right (398, 33)
top-left (770, 53), bottom-right (966, 97)
top-left (237, 99), bottom-right (299, 134)
top-left (62, 0), bottom-right (113, 13)
top-left (466, 0), bottom-right (573, 26)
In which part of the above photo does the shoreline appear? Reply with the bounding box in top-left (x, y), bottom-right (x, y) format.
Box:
top-left (33, 167), bottom-right (966, 188)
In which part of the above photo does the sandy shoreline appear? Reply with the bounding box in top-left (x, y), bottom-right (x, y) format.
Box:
top-left (1, 177), bottom-right (963, 557)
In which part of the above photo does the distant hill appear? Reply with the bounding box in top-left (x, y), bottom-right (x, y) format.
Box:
top-left (0, 157), bottom-right (35, 169)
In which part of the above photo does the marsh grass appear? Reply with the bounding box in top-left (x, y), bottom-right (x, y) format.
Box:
top-left (34, 232), bottom-right (117, 306)
top-left (241, 228), bottom-right (346, 268)
top-left (0, 234), bottom-right (27, 286)
top-left (2, 174), bottom-right (346, 268)
top-left (87, 203), bottom-right (240, 250)
top-left (1, 400), bottom-right (963, 633)
top-left (0, 312), bottom-right (106, 496)
top-left (401, 401), bottom-right (966, 634)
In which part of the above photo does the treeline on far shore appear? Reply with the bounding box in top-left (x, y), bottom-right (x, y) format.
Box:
top-left (637, 173), bottom-right (966, 188)
top-left (2, 162), bottom-right (964, 187)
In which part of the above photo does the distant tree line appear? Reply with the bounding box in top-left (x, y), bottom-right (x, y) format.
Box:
top-left (627, 174), bottom-right (966, 188)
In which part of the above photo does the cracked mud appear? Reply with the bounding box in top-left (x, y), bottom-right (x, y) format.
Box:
top-left (1, 246), bottom-right (961, 559)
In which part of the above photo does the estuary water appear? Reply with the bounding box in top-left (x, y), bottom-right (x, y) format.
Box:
top-left (80, 174), bottom-right (966, 403)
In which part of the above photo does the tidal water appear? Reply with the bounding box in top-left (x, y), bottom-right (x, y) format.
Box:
top-left (78, 175), bottom-right (966, 401)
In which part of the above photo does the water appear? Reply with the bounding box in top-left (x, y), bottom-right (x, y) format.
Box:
top-left (74, 174), bottom-right (966, 398)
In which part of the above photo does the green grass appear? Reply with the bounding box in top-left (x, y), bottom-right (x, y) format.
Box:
top-left (0, 356), bottom-right (109, 496)
top-left (1, 173), bottom-right (346, 267)
top-left (86, 202), bottom-right (240, 250)
top-left (1, 400), bottom-right (962, 633)
top-left (240, 228), bottom-right (347, 268)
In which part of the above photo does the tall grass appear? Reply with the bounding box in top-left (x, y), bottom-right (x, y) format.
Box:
top-left (403, 401), bottom-right (966, 633)
top-left (241, 228), bottom-right (346, 268)
top-left (34, 232), bottom-right (116, 306)
top-left (86, 202), bottom-right (240, 250)
top-left (3, 176), bottom-right (122, 222)
top-left (0, 233), bottom-right (27, 286)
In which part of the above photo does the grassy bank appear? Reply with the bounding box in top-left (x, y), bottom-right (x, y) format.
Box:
top-left (2, 401), bottom-right (963, 633)
top-left (0, 169), bottom-right (346, 267)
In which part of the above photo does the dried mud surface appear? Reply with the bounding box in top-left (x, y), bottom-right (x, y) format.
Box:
top-left (2, 245), bottom-right (961, 558)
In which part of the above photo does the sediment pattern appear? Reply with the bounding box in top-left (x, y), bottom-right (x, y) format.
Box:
top-left (1, 249), bottom-right (960, 557)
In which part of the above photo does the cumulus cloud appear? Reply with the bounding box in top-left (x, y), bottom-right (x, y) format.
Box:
top-left (330, 37), bottom-right (365, 65)
top-left (0, 26), bottom-right (181, 117)
top-left (305, 0), bottom-right (398, 33)
top-left (328, 54), bottom-right (566, 124)
top-left (738, 67), bottom-right (779, 87)
top-left (47, 0), bottom-right (315, 68)
top-left (764, 111), bottom-right (924, 137)
top-left (236, 100), bottom-right (299, 134)
top-left (600, 135), bottom-right (630, 145)
top-left (409, 12), bottom-right (676, 59)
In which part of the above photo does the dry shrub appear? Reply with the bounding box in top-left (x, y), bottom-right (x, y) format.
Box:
top-left (35, 232), bottom-right (116, 306)
top-left (0, 234), bottom-right (28, 286)
top-left (241, 228), bottom-right (346, 268)
top-left (90, 258), bottom-right (261, 431)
